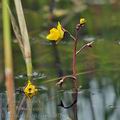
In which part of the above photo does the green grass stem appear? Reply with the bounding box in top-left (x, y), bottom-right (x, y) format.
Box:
top-left (2, 0), bottom-right (16, 119)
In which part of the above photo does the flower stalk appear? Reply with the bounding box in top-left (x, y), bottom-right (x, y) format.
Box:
top-left (46, 18), bottom-right (93, 110)
top-left (55, 18), bottom-right (93, 109)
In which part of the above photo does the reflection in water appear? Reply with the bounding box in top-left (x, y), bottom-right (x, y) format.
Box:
top-left (0, 76), bottom-right (120, 120)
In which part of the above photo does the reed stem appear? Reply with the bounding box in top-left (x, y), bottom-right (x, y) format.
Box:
top-left (2, 0), bottom-right (16, 119)
top-left (13, 1), bottom-right (33, 118)
top-left (14, 0), bottom-right (32, 80)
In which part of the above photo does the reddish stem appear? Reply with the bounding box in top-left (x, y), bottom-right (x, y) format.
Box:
top-left (72, 29), bottom-right (79, 90)
top-left (72, 30), bottom-right (78, 120)
top-left (72, 39), bottom-right (77, 77)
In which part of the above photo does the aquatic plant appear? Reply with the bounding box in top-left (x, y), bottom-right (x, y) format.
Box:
top-left (47, 18), bottom-right (94, 109)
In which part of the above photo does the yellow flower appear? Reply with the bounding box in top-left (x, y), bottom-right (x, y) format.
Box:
top-left (46, 22), bottom-right (64, 41)
top-left (80, 18), bottom-right (86, 25)
top-left (24, 80), bottom-right (38, 98)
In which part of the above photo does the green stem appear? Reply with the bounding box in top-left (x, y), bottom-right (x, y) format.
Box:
top-left (25, 99), bottom-right (32, 120)
top-left (2, 0), bottom-right (16, 119)
top-left (14, 0), bottom-right (32, 80)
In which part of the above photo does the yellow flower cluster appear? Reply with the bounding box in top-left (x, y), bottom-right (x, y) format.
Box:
top-left (24, 80), bottom-right (38, 98)
top-left (46, 22), bottom-right (64, 41)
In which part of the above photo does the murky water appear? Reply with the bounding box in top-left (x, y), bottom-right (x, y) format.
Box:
top-left (1, 70), bottom-right (120, 120)
top-left (1, 35), bottom-right (120, 120)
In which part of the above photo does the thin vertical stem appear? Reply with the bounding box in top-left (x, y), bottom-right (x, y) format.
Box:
top-left (72, 30), bottom-right (79, 89)
top-left (25, 99), bottom-right (32, 120)
top-left (72, 39), bottom-right (77, 77)
top-left (13, 1), bottom-right (33, 119)
top-left (52, 42), bottom-right (63, 77)
top-left (49, 0), bottom-right (63, 78)
top-left (2, 0), bottom-right (16, 119)
top-left (72, 30), bottom-right (78, 120)
top-left (14, 0), bottom-right (32, 80)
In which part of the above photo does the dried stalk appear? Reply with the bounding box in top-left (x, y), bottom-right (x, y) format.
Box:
top-left (14, 0), bottom-right (32, 80)
top-left (8, 7), bottom-right (24, 56)
top-left (56, 22), bottom-right (93, 117)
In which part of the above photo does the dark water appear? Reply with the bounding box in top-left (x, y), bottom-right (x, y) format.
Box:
top-left (1, 71), bottom-right (120, 120)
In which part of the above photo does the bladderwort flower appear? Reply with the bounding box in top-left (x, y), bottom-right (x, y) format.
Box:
top-left (24, 80), bottom-right (38, 98)
top-left (46, 22), bottom-right (64, 42)
top-left (76, 18), bottom-right (86, 30)
top-left (80, 18), bottom-right (86, 25)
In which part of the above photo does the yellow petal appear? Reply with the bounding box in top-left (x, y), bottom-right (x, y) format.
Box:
top-left (57, 22), bottom-right (61, 30)
top-left (46, 22), bottom-right (64, 42)
top-left (57, 22), bottom-right (64, 39)
top-left (80, 18), bottom-right (86, 25)
top-left (50, 28), bottom-right (59, 34)
top-left (46, 28), bottom-right (60, 41)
